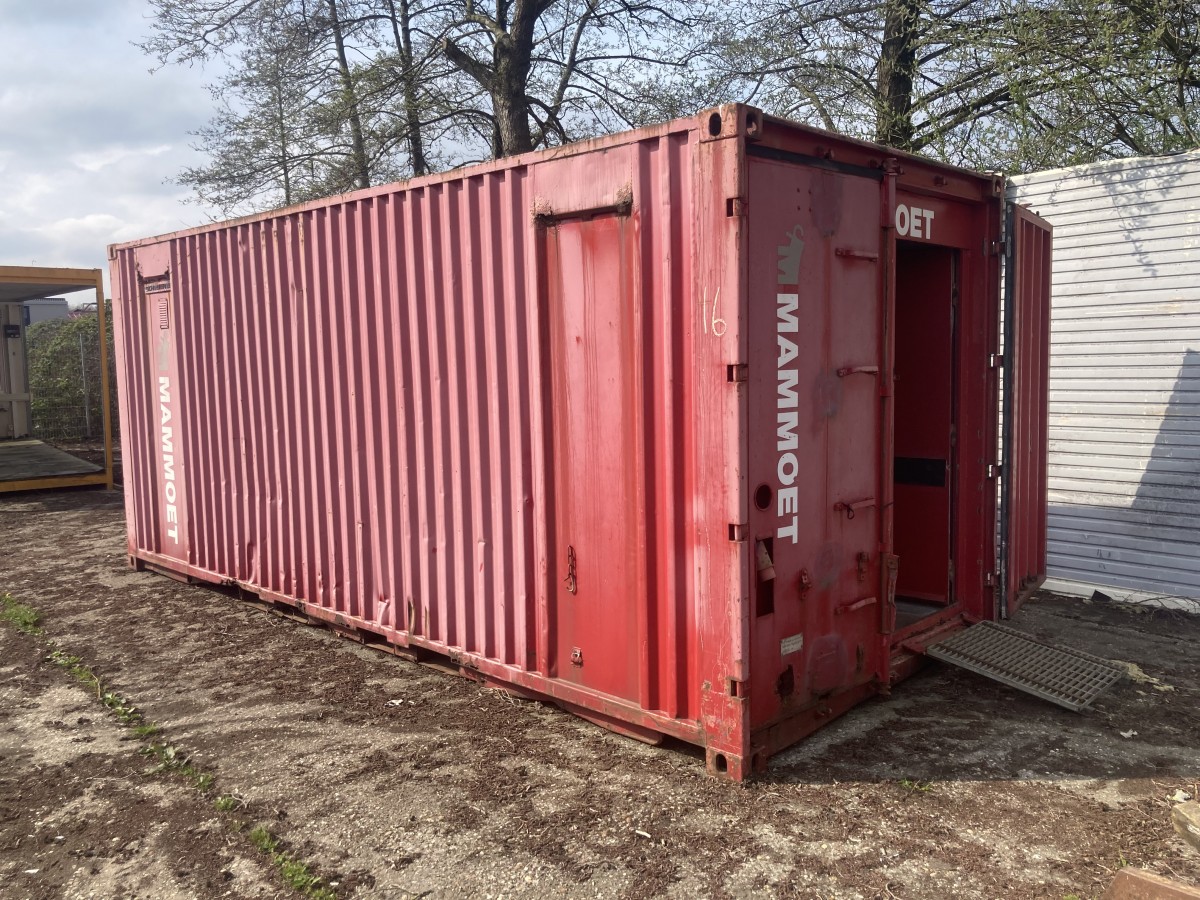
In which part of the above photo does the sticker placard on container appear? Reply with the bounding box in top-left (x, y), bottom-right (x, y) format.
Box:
top-left (781, 634), bottom-right (804, 657)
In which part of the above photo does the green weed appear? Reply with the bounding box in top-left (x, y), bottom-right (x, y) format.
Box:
top-left (899, 778), bottom-right (934, 793)
top-left (249, 826), bottom-right (336, 899)
top-left (139, 743), bottom-right (216, 793)
top-left (47, 649), bottom-right (101, 693)
top-left (47, 649), bottom-right (153, 730)
top-left (214, 795), bottom-right (241, 812)
top-left (249, 825), bottom-right (277, 853)
top-left (0, 593), bottom-right (43, 636)
top-left (101, 690), bottom-right (142, 724)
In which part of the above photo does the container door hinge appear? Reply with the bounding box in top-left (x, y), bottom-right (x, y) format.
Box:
top-left (726, 197), bottom-right (747, 218)
top-left (987, 463), bottom-right (1001, 479)
top-left (728, 523), bottom-right (748, 542)
top-left (990, 239), bottom-right (1007, 256)
top-left (989, 353), bottom-right (1004, 369)
top-left (985, 570), bottom-right (995, 587)
top-left (727, 363), bottom-right (748, 383)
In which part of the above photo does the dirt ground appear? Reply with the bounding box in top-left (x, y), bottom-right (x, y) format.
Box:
top-left (1, 490), bottom-right (1197, 900)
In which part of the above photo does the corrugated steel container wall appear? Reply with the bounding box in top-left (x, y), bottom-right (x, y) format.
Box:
top-left (112, 117), bottom-right (754, 768)
top-left (1010, 153), bottom-right (1200, 601)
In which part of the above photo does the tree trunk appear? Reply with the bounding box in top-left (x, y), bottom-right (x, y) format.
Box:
top-left (877, 0), bottom-right (922, 150)
top-left (491, 0), bottom-right (537, 156)
top-left (385, 0), bottom-right (428, 176)
top-left (327, 0), bottom-right (372, 188)
top-left (491, 60), bottom-right (534, 155)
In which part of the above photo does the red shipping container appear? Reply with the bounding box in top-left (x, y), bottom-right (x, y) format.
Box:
top-left (110, 105), bottom-right (1050, 779)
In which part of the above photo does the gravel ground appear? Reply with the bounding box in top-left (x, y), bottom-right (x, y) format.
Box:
top-left (1, 489), bottom-right (1198, 899)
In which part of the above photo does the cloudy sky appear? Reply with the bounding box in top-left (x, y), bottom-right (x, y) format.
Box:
top-left (0, 0), bottom-right (220, 296)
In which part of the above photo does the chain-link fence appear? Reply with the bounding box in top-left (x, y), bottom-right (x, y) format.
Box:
top-left (26, 307), bottom-right (119, 448)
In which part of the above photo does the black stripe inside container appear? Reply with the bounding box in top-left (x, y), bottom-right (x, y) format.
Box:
top-left (894, 456), bottom-right (946, 487)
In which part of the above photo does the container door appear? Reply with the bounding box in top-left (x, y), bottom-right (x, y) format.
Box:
top-left (543, 212), bottom-right (644, 703)
top-left (745, 156), bottom-right (885, 724)
top-left (136, 251), bottom-right (189, 566)
top-left (1000, 203), bottom-right (1052, 615)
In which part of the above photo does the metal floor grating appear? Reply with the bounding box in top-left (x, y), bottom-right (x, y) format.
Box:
top-left (926, 621), bottom-right (1125, 712)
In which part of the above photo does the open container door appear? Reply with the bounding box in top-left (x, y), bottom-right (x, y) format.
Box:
top-left (999, 203), bottom-right (1052, 617)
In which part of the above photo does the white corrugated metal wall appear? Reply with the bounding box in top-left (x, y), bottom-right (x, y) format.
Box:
top-left (1009, 153), bottom-right (1200, 602)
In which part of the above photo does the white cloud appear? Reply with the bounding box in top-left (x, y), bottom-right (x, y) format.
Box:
top-left (70, 144), bottom-right (174, 174)
top-left (0, 0), bottom-right (221, 290)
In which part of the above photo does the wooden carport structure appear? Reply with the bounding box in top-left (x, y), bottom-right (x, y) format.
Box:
top-left (0, 266), bottom-right (114, 492)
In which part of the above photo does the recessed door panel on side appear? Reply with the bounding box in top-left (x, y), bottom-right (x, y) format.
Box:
top-left (543, 213), bottom-right (644, 704)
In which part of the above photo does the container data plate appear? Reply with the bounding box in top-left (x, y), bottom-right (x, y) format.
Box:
top-left (926, 621), bottom-right (1125, 712)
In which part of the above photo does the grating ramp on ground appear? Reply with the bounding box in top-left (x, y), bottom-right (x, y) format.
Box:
top-left (926, 621), bottom-right (1125, 712)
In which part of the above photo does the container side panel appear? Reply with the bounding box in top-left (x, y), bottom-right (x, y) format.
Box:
top-left (370, 197), bottom-right (400, 632)
top-left (116, 127), bottom-right (718, 736)
top-left (459, 179), bottom-right (489, 655)
top-left (501, 168), bottom-right (542, 673)
top-left (643, 133), bottom-right (695, 718)
top-left (477, 178), bottom-right (510, 661)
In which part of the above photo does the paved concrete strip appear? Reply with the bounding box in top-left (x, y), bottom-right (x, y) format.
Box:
top-left (1104, 868), bottom-right (1200, 899)
top-left (1173, 801), bottom-right (1200, 853)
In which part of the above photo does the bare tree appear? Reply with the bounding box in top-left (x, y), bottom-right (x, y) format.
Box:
top-left (436, 0), bottom-right (716, 157)
top-left (144, 0), bottom-right (441, 206)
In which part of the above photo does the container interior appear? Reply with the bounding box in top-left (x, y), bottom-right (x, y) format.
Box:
top-left (892, 240), bottom-right (959, 629)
